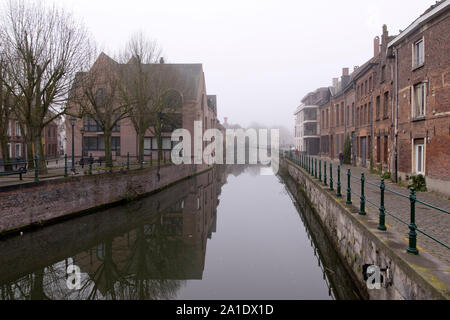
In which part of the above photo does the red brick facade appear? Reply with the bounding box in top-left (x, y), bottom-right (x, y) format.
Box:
top-left (313, 2), bottom-right (449, 195)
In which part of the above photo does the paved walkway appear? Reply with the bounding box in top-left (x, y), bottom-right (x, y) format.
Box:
top-left (299, 156), bottom-right (450, 265)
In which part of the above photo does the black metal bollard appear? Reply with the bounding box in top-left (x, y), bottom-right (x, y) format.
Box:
top-left (346, 169), bottom-right (352, 205)
top-left (378, 179), bottom-right (387, 231)
top-left (407, 188), bottom-right (419, 255)
top-left (359, 173), bottom-right (366, 215)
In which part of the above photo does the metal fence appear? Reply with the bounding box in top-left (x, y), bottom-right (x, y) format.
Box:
top-left (284, 151), bottom-right (450, 254)
top-left (0, 150), bottom-right (174, 183)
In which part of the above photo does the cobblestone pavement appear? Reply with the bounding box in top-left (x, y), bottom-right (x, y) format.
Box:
top-left (304, 156), bottom-right (450, 266)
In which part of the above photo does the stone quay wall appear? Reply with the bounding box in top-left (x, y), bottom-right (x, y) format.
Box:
top-left (281, 158), bottom-right (449, 300)
top-left (0, 163), bottom-right (211, 235)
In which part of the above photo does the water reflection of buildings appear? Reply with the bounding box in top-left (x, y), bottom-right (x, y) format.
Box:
top-left (0, 166), bottom-right (233, 300)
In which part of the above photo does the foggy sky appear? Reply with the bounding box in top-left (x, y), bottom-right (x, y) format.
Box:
top-left (53, 0), bottom-right (436, 129)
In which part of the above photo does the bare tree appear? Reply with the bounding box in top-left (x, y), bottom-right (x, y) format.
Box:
top-left (118, 32), bottom-right (162, 167)
top-left (0, 0), bottom-right (94, 173)
top-left (0, 58), bottom-right (13, 171)
top-left (71, 55), bottom-right (131, 170)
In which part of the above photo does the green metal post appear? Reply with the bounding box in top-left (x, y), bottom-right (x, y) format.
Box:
top-left (346, 169), bottom-right (352, 205)
top-left (329, 163), bottom-right (334, 191)
top-left (34, 156), bottom-right (39, 182)
top-left (64, 154), bottom-right (68, 178)
top-left (378, 179), bottom-right (387, 231)
top-left (314, 159), bottom-right (317, 179)
top-left (336, 165), bottom-right (342, 197)
top-left (359, 173), bottom-right (366, 215)
top-left (324, 161), bottom-right (327, 186)
top-left (407, 188), bottom-right (419, 255)
top-left (319, 160), bottom-right (322, 182)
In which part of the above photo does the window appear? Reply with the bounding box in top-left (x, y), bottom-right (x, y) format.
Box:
top-left (413, 83), bottom-right (426, 118)
top-left (7, 143), bottom-right (12, 158)
top-left (383, 92), bottom-right (389, 119)
top-left (381, 65), bottom-right (386, 83)
top-left (95, 88), bottom-right (105, 106)
top-left (376, 96), bottom-right (381, 120)
top-left (352, 103), bottom-right (355, 126)
top-left (341, 103), bottom-right (344, 126)
top-left (413, 39), bottom-right (424, 68)
top-left (15, 121), bottom-right (21, 137)
top-left (84, 117), bottom-right (101, 132)
top-left (15, 144), bottom-right (21, 157)
top-left (376, 137), bottom-right (381, 163)
top-left (112, 137), bottom-right (120, 154)
top-left (414, 139), bottom-right (425, 174)
top-left (334, 105), bottom-right (338, 126)
top-left (326, 109), bottom-right (329, 128)
top-left (150, 137), bottom-right (173, 150)
top-left (7, 121), bottom-right (11, 137)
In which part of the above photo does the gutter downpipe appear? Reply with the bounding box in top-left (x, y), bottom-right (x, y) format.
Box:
top-left (394, 46), bottom-right (399, 183)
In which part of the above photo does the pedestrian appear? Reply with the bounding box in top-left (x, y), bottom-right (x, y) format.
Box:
top-left (339, 153), bottom-right (344, 166)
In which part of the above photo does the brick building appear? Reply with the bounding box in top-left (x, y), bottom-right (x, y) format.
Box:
top-left (308, 1), bottom-right (449, 194)
top-left (388, 0), bottom-right (450, 193)
top-left (0, 117), bottom-right (60, 167)
top-left (66, 53), bottom-right (218, 163)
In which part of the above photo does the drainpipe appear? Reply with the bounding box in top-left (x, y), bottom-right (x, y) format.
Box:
top-left (393, 47), bottom-right (399, 183)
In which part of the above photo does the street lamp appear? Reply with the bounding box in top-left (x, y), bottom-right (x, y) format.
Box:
top-left (70, 116), bottom-right (76, 172)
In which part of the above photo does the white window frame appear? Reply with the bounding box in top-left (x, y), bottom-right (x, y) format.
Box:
top-left (412, 83), bottom-right (426, 118)
top-left (412, 38), bottom-right (424, 69)
top-left (15, 121), bottom-right (21, 137)
top-left (414, 142), bottom-right (425, 175)
top-left (15, 143), bottom-right (22, 157)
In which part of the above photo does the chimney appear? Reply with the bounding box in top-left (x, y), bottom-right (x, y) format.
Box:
top-left (374, 36), bottom-right (380, 57)
top-left (332, 78), bottom-right (339, 88)
top-left (354, 66), bottom-right (359, 72)
top-left (382, 24), bottom-right (389, 46)
top-left (341, 68), bottom-right (350, 88)
top-left (160, 57), bottom-right (165, 64)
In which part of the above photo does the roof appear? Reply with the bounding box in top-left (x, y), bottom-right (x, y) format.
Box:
top-left (388, 0), bottom-right (450, 48)
top-left (79, 53), bottom-right (204, 102)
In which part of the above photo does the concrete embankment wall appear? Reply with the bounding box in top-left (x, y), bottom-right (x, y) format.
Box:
top-left (0, 164), bottom-right (211, 235)
top-left (281, 158), bottom-right (449, 300)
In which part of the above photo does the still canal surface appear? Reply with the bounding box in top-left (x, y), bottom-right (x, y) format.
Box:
top-left (0, 165), bottom-right (361, 300)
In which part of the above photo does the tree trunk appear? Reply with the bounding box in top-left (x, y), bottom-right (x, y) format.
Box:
top-left (104, 131), bottom-right (112, 172)
top-left (157, 133), bottom-right (162, 172)
top-left (26, 139), bottom-right (34, 169)
top-left (137, 131), bottom-right (145, 169)
top-left (34, 132), bottom-right (48, 174)
top-left (0, 136), bottom-right (12, 171)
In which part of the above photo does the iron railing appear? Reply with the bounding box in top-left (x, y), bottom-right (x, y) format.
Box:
top-left (284, 151), bottom-right (450, 254)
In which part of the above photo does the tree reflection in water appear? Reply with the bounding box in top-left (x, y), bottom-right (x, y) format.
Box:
top-left (0, 166), bottom-right (238, 300)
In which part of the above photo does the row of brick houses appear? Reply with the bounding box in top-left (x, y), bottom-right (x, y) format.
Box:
top-left (0, 117), bottom-right (59, 167)
top-left (294, 0), bottom-right (450, 195)
top-left (66, 53), bottom-right (219, 163)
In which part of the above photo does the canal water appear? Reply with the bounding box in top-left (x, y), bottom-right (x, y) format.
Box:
top-left (0, 165), bottom-right (361, 300)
